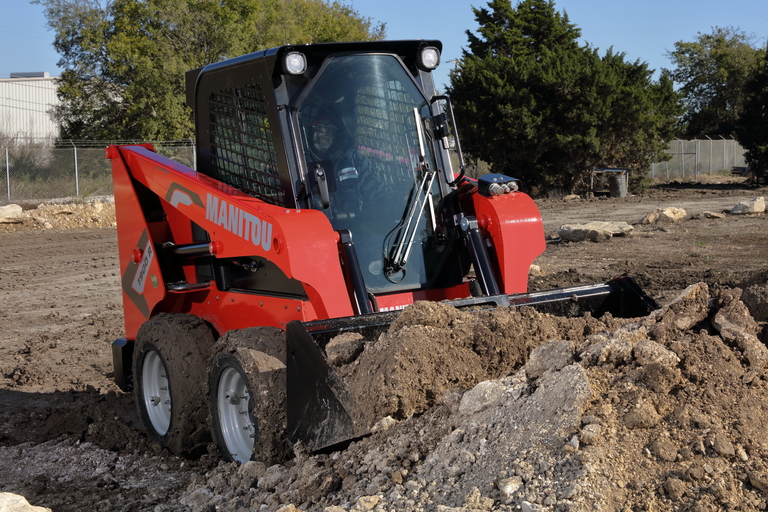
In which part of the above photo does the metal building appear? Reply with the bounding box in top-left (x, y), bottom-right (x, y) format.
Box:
top-left (0, 72), bottom-right (60, 140)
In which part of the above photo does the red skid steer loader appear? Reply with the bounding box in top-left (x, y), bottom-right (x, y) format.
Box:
top-left (108, 40), bottom-right (658, 463)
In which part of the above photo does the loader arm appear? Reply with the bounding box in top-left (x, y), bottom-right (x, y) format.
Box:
top-left (108, 144), bottom-right (354, 337)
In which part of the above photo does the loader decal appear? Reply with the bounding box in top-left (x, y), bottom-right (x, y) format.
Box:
top-left (131, 239), bottom-right (155, 295)
top-left (205, 193), bottom-right (273, 251)
top-left (165, 183), bottom-right (204, 209)
top-left (120, 230), bottom-right (152, 318)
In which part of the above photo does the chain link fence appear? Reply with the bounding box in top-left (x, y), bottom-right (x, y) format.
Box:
top-left (0, 139), bottom-right (195, 205)
top-left (0, 136), bottom-right (749, 205)
top-left (650, 138), bottom-right (746, 180)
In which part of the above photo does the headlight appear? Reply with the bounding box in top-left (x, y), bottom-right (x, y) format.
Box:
top-left (284, 52), bottom-right (307, 75)
top-left (417, 46), bottom-right (440, 71)
top-left (477, 174), bottom-right (520, 197)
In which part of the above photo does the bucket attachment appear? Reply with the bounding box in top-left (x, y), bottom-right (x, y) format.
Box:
top-left (285, 276), bottom-right (658, 451)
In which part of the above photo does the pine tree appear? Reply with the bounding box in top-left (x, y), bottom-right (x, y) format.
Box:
top-left (734, 44), bottom-right (768, 184)
top-left (448, 0), bottom-right (681, 193)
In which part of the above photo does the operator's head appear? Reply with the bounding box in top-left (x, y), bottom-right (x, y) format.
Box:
top-left (310, 115), bottom-right (341, 154)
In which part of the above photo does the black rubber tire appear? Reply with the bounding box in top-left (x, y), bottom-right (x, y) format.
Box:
top-left (133, 313), bottom-right (216, 457)
top-left (209, 326), bottom-right (289, 464)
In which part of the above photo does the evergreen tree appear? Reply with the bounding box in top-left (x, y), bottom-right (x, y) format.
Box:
top-left (34, 0), bottom-right (385, 140)
top-left (448, 0), bottom-right (681, 193)
top-left (734, 46), bottom-right (768, 184)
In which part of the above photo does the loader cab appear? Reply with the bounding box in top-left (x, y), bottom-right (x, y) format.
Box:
top-left (188, 41), bottom-right (469, 300)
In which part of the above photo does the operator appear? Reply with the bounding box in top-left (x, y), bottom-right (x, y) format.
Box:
top-left (305, 111), bottom-right (390, 215)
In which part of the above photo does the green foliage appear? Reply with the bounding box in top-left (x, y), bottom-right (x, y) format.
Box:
top-left (33, 0), bottom-right (385, 140)
top-left (734, 49), bottom-right (768, 184)
top-left (448, 0), bottom-right (681, 194)
top-left (667, 26), bottom-right (765, 136)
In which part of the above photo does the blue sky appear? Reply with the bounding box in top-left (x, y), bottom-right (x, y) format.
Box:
top-left (1, 0), bottom-right (766, 91)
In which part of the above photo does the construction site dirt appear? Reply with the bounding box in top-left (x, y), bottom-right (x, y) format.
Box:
top-left (1, 178), bottom-right (768, 512)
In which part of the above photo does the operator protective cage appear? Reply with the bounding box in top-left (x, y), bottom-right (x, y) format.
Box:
top-left (184, 40), bottom-right (480, 297)
top-left (185, 40), bottom-right (453, 211)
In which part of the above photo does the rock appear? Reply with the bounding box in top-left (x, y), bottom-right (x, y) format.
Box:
top-left (563, 194), bottom-right (580, 201)
top-left (644, 282), bottom-right (710, 340)
top-left (459, 380), bottom-right (507, 414)
top-left (326, 332), bottom-right (364, 365)
top-left (558, 221), bottom-right (633, 242)
top-left (0, 204), bottom-right (23, 218)
top-left (639, 207), bottom-right (687, 224)
top-left (497, 476), bottom-right (524, 498)
top-left (749, 471), bottom-right (768, 492)
top-left (580, 332), bottom-right (634, 367)
top-left (730, 197), bottom-right (765, 214)
top-left (0, 216), bottom-right (26, 224)
top-left (462, 487), bottom-right (494, 510)
top-left (693, 211), bottom-right (725, 219)
top-left (277, 505), bottom-right (303, 512)
top-left (351, 495), bottom-right (380, 511)
top-left (707, 431), bottom-right (735, 458)
top-left (633, 339), bottom-right (680, 367)
top-left (524, 340), bottom-right (574, 379)
top-left (622, 401), bottom-right (661, 429)
top-left (0, 493), bottom-right (52, 512)
top-left (257, 464), bottom-right (289, 491)
top-left (237, 460), bottom-right (267, 488)
top-left (579, 423), bottom-right (602, 445)
top-left (650, 436), bottom-right (678, 461)
top-left (664, 477), bottom-right (687, 500)
top-left (711, 290), bottom-right (768, 368)
top-left (371, 416), bottom-right (397, 432)
top-left (742, 283), bottom-right (768, 322)
top-left (528, 264), bottom-right (542, 275)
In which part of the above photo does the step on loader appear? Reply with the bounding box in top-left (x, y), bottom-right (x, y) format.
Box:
top-left (107, 40), bottom-right (659, 463)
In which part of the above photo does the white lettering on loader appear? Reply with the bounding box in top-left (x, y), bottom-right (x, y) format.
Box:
top-left (206, 193), bottom-right (273, 251)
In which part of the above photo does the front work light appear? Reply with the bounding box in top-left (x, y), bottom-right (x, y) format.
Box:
top-left (284, 52), bottom-right (307, 75)
top-left (417, 46), bottom-right (440, 71)
top-left (477, 174), bottom-right (520, 197)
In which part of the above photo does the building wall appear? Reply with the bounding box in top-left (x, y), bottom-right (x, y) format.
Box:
top-left (0, 75), bottom-right (60, 140)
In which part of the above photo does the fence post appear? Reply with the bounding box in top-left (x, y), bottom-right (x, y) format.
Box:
top-left (1, 140), bottom-right (9, 201)
top-left (70, 139), bottom-right (79, 196)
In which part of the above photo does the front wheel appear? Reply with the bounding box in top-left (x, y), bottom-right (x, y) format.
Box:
top-left (209, 327), bottom-right (288, 464)
top-left (133, 314), bottom-right (215, 457)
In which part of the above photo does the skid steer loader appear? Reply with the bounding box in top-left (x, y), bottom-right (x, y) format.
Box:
top-left (108, 40), bottom-right (658, 463)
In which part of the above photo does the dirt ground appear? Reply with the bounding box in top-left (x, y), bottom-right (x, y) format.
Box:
top-left (1, 178), bottom-right (767, 511)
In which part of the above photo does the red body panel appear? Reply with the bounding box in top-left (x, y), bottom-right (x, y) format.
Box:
top-left (109, 145), bottom-right (353, 339)
top-left (472, 191), bottom-right (546, 295)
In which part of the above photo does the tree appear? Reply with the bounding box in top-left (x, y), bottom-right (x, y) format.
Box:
top-left (667, 26), bottom-right (765, 137)
top-left (34, 0), bottom-right (385, 140)
top-left (734, 45), bottom-right (768, 184)
top-left (448, 0), bottom-right (681, 193)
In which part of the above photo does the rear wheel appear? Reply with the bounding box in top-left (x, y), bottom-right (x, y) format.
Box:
top-left (133, 313), bottom-right (215, 456)
top-left (209, 327), bottom-right (288, 464)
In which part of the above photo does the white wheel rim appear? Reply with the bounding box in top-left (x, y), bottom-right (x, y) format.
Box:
top-left (142, 349), bottom-right (171, 436)
top-left (217, 366), bottom-right (255, 463)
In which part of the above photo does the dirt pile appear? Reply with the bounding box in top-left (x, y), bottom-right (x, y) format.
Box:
top-left (2, 280), bottom-right (768, 511)
top-left (337, 301), bottom-right (629, 429)
top-left (0, 200), bottom-right (116, 231)
top-left (156, 282), bottom-right (767, 512)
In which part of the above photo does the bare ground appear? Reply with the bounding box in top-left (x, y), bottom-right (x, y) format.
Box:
top-left (1, 179), bottom-right (767, 511)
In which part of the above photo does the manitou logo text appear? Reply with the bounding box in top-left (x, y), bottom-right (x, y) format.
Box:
top-left (206, 194), bottom-right (273, 251)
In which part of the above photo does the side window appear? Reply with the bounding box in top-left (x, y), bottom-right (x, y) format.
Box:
top-left (208, 85), bottom-right (286, 205)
